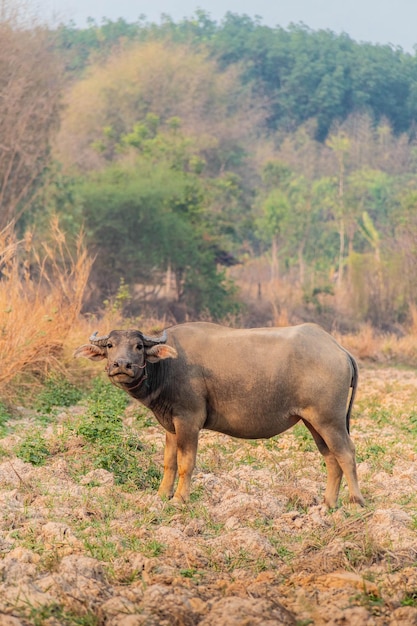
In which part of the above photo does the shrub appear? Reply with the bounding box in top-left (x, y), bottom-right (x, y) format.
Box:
top-left (0, 219), bottom-right (92, 400)
top-left (34, 374), bottom-right (84, 414)
top-left (76, 377), bottom-right (161, 488)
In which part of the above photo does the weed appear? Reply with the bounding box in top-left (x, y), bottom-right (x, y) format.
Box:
top-left (83, 536), bottom-right (119, 561)
top-left (77, 376), bottom-right (129, 442)
top-left (189, 484), bottom-right (205, 502)
top-left (9, 526), bottom-right (46, 554)
top-left (292, 423), bottom-right (315, 452)
top-left (224, 548), bottom-right (269, 573)
top-left (274, 543), bottom-right (295, 562)
top-left (0, 400), bottom-right (12, 436)
top-left (75, 377), bottom-right (162, 488)
top-left (408, 411), bottom-right (417, 433)
top-left (401, 591), bottom-right (417, 606)
top-left (356, 443), bottom-right (386, 464)
top-left (354, 590), bottom-right (384, 614)
top-left (24, 602), bottom-right (99, 626)
top-left (35, 374), bottom-right (83, 415)
top-left (239, 450), bottom-right (263, 468)
top-left (179, 568), bottom-right (205, 582)
top-left (15, 430), bottom-right (51, 466)
top-left (366, 406), bottom-right (393, 426)
top-left (135, 406), bottom-right (155, 428)
top-left (139, 539), bottom-right (166, 557)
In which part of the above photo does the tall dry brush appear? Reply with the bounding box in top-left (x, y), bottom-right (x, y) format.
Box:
top-left (0, 218), bottom-right (93, 398)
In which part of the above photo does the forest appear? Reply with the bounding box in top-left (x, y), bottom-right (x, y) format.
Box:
top-left (3, 2), bottom-right (417, 331)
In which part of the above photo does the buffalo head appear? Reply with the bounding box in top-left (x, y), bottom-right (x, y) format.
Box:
top-left (74, 329), bottom-right (178, 386)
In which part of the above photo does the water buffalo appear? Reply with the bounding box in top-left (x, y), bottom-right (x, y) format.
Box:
top-left (74, 322), bottom-right (364, 508)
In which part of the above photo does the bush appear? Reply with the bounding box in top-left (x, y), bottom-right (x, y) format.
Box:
top-left (35, 374), bottom-right (84, 414)
top-left (76, 377), bottom-right (161, 488)
top-left (16, 431), bottom-right (51, 466)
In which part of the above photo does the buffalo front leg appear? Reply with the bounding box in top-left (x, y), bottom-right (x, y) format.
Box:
top-left (171, 420), bottom-right (199, 503)
top-left (158, 431), bottom-right (178, 499)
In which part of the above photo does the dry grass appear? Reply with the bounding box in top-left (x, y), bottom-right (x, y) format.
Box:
top-left (337, 325), bottom-right (417, 366)
top-left (0, 218), bottom-right (93, 399)
top-left (3, 220), bottom-right (417, 407)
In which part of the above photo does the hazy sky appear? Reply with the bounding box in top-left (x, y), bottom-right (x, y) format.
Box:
top-left (39, 0), bottom-right (417, 53)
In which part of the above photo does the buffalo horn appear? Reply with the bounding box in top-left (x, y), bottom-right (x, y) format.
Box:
top-left (142, 330), bottom-right (167, 345)
top-left (89, 331), bottom-right (110, 347)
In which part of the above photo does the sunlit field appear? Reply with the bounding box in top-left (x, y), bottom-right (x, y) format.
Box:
top-left (1, 228), bottom-right (417, 624)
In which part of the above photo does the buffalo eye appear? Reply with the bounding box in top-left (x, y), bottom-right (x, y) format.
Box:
top-left (136, 344), bottom-right (143, 351)
top-left (106, 342), bottom-right (113, 349)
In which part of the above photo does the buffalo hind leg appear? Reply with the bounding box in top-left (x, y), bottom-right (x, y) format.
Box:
top-left (303, 420), bottom-right (343, 508)
top-left (304, 419), bottom-right (365, 508)
top-left (158, 431), bottom-right (178, 499)
top-left (326, 427), bottom-right (364, 507)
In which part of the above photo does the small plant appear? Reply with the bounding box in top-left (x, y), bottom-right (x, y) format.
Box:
top-left (357, 443), bottom-right (386, 464)
top-left (0, 400), bottom-right (12, 436)
top-left (139, 539), bottom-right (166, 557)
top-left (401, 591), bottom-right (417, 607)
top-left (179, 568), bottom-right (205, 582)
top-left (15, 430), bottom-right (51, 465)
top-left (83, 536), bottom-right (119, 561)
top-left (76, 376), bottom-right (128, 443)
top-left (76, 377), bottom-right (161, 488)
top-left (292, 423), bottom-right (315, 452)
top-left (24, 602), bottom-right (99, 626)
top-left (34, 374), bottom-right (84, 415)
top-left (103, 277), bottom-right (131, 316)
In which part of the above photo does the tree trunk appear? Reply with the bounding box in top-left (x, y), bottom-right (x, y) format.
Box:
top-left (270, 236), bottom-right (279, 282)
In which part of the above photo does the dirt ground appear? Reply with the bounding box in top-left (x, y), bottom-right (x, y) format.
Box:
top-left (1, 366), bottom-right (417, 625)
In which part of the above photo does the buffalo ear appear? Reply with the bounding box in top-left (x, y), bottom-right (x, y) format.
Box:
top-left (145, 344), bottom-right (178, 362)
top-left (74, 344), bottom-right (107, 361)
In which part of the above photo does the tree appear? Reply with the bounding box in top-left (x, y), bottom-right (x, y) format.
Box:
top-left (55, 39), bottom-right (262, 176)
top-left (325, 131), bottom-right (350, 288)
top-left (76, 161), bottom-right (239, 319)
top-left (256, 162), bottom-right (313, 284)
top-left (0, 1), bottom-right (64, 230)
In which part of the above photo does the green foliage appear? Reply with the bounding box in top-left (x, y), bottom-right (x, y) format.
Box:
top-left (78, 157), bottom-right (239, 319)
top-left (54, 14), bottom-right (417, 141)
top-left (40, 15), bottom-right (417, 327)
top-left (25, 603), bottom-right (99, 626)
top-left (0, 401), bottom-right (12, 437)
top-left (401, 592), bottom-right (417, 607)
top-left (103, 278), bottom-right (131, 316)
top-left (76, 377), bottom-right (129, 442)
top-left (76, 378), bottom-right (161, 488)
top-left (16, 431), bottom-right (51, 466)
top-left (35, 375), bottom-right (84, 415)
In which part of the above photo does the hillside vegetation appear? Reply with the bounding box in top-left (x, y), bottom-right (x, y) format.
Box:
top-left (2, 2), bottom-right (417, 331)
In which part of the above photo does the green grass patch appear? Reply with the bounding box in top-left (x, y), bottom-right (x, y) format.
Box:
top-left (0, 400), bottom-right (13, 436)
top-left (34, 374), bottom-right (84, 415)
top-left (24, 603), bottom-right (99, 626)
top-left (75, 377), bottom-right (161, 489)
top-left (15, 430), bottom-right (51, 466)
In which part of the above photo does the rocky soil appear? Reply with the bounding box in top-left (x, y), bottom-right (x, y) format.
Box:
top-left (1, 367), bottom-right (417, 625)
